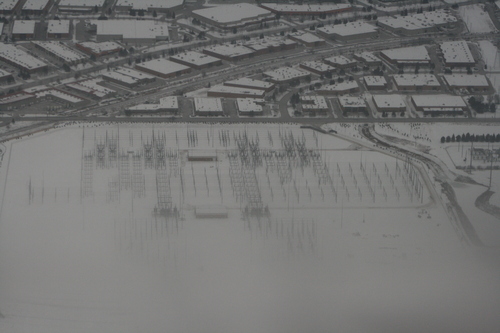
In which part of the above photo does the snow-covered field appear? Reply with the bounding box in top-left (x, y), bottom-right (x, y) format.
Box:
top-left (0, 123), bottom-right (499, 332)
top-left (478, 40), bottom-right (500, 71)
top-left (459, 5), bottom-right (497, 33)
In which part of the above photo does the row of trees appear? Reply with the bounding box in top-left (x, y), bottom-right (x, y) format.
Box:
top-left (440, 133), bottom-right (500, 143)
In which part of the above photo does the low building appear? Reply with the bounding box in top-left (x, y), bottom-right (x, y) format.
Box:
top-left (58, 0), bottom-right (105, 12)
top-left (442, 74), bottom-right (490, 92)
top-left (0, 68), bottom-right (14, 84)
top-left (237, 98), bottom-right (265, 116)
top-left (263, 67), bottom-right (310, 84)
top-left (115, 0), bottom-right (183, 13)
top-left (363, 76), bottom-right (387, 91)
top-left (317, 21), bottom-right (378, 42)
top-left (170, 51), bottom-right (222, 70)
top-left (102, 71), bottom-right (140, 88)
top-left (372, 95), bottom-right (406, 113)
top-left (316, 80), bottom-right (359, 95)
top-left (244, 38), bottom-right (296, 55)
top-left (194, 97), bottom-right (224, 116)
top-left (135, 58), bottom-right (190, 78)
top-left (260, 3), bottom-right (351, 16)
top-left (32, 41), bottom-right (87, 65)
top-left (324, 55), bottom-right (357, 69)
top-left (353, 52), bottom-right (382, 66)
top-left (34, 88), bottom-right (86, 108)
top-left (12, 20), bottom-right (36, 40)
top-left (22, 0), bottom-right (53, 15)
top-left (76, 41), bottom-right (123, 58)
top-left (66, 78), bottom-right (116, 99)
top-left (208, 85), bottom-right (266, 99)
top-left (299, 61), bottom-right (336, 75)
top-left (0, 91), bottom-right (36, 111)
top-left (379, 45), bottom-right (431, 65)
top-left (338, 96), bottom-right (367, 114)
top-left (300, 95), bottom-right (328, 115)
top-left (440, 40), bottom-right (475, 67)
top-left (0, 0), bottom-right (21, 15)
top-left (47, 19), bottom-right (70, 39)
top-left (0, 43), bottom-right (48, 74)
top-left (191, 3), bottom-right (274, 30)
top-left (203, 44), bottom-right (254, 62)
top-left (411, 94), bottom-right (467, 116)
top-left (377, 10), bottom-right (457, 36)
top-left (93, 20), bottom-right (169, 43)
top-left (115, 67), bottom-right (155, 84)
top-left (288, 32), bottom-right (325, 47)
top-left (392, 74), bottom-right (440, 91)
top-left (125, 96), bottom-right (178, 114)
top-left (224, 77), bottom-right (274, 92)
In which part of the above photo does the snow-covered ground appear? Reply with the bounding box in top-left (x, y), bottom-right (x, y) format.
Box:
top-left (459, 4), bottom-right (497, 33)
top-left (0, 123), bottom-right (499, 332)
top-left (478, 40), bottom-right (500, 71)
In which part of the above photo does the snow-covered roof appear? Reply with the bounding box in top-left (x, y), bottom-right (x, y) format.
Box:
top-left (68, 78), bottom-right (115, 98)
top-left (115, 67), bottom-right (155, 80)
top-left (194, 97), bottom-right (223, 112)
top-left (0, 68), bottom-right (12, 78)
top-left (102, 71), bottom-right (138, 85)
top-left (393, 74), bottom-right (440, 87)
top-left (317, 21), bottom-right (377, 37)
top-left (0, 91), bottom-right (34, 104)
top-left (324, 55), bottom-right (356, 66)
top-left (170, 51), bottom-right (220, 67)
top-left (0, 0), bottom-right (18, 11)
top-left (244, 37), bottom-right (296, 51)
top-left (301, 95), bottom-right (328, 110)
top-left (59, 0), bottom-right (105, 7)
top-left (354, 51), bottom-right (380, 64)
top-left (260, 3), bottom-right (350, 13)
top-left (288, 32), bottom-right (324, 44)
top-left (224, 77), bottom-right (274, 90)
top-left (136, 58), bottom-right (189, 76)
top-left (35, 88), bottom-right (83, 103)
top-left (32, 41), bottom-right (87, 63)
top-left (381, 45), bottom-right (430, 63)
top-left (440, 40), bottom-right (475, 65)
top-left (12, 20), bottom-right (36, 34)
top-left (77, 41), bottom-right (122, 54)
top-left (372, 94), bottom-right (406, 109)
top-left (0, 43), bottom-right (47, 70)
top-left (192, 3), bottom-right (272, 25)
top-left (338, 96), bottom-right (365, 108)
top-left (378, 10), bottom-right (457, 31)
top-left (93, 20), bottom-right (169, 40)
top-left (115, 0), bottom-right (183, 10)
top-left (47, 20), bottom-right (70, 34)
top-left (318, 80), bottom-right (359, 92)
top-left (23, 0), bottom-right (51, 11)
top-left (300, 61), bottom-right (336, 73)
top-left (363, 76), bottom-right (387, 87)
top-left (209, 85), bottom-right (265, 98)
top-left (127, 96), bottom-right (178, 111)
top-left (263, 67), bottom-right (309, 82)
top-left (411, 94), bottom-right (466, 108)
top-left (203, 44), bottom-right (254, 59)
top-left (443, 74), bottom-right (489, 87)
top-left (237, 98), bottom-right (264, 112)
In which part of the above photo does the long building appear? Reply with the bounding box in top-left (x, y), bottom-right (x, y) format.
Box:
top-left (170, 51), bottom-right (222, 70)
top-left (0, 43), bottom-right (48, 73)
top-left (192, 3), bottom-right (274, 30)
top-left (22, 0), bottom-right (53, 15)
top-left (317, 21), bottom-right (378, 42)
top-left (260, 3), bottom-right (351, 16)
top-left (115, 0), bottom-right (184, 13)
top-left (76, 41), bottom-right (123, 57)
top-left (32, 41), bottom-right (87, 65)
top-left (439, 41), bottom-right (475, 67)
top-left (135, 58), bottom-right (191, 78)
top-left (411, 94), bottom-right (467, 116)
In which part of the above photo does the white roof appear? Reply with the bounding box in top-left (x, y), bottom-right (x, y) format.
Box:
top-left (443, 74), bottom-right (489, 87)
top-left (288, 32), bottom-right (324, 44)
top-left (192, 3), bottom-right (272, 25)
top-left (338, 96), bottom-right (366, 108)
top-left (47, 20), bottom-right (70, 34)
top-left (194, 97), bottom-right (223, 112)
top-left (224, 77), bottom-right (274, 90)
top-left (363, 76), bottom-right (387, 87)
top-left (260, 3), bottom-right (350, 13)
top-left (411, 94), bottom-right (466, 108)
top-left (244, 37), bottom-right (296, 51)
top-left (127, 96), bottom-right (178, 111)
top-left (0, 0), bottom-right (18, 11)
top-left (318, 80), bottom-right (359, 92)
top-left (68, 78), bottom-right (115, 98)
top-left (32, 41), bottom-right (87, 63)
top-left (237, 98), bottom-right (264, 112)
top-left (136, 58), bottom-right (189, 76)
top-left (263, 67), bottom-right (309, 82)
top-left (393, 74), bottom-right (440, 87)
top-left (59, 0), bottom-right (105, 7)
top-left (203, 44), bottom-right (254, 59)
top-left (0, 92), bottom-right (35, 104)
top-left (115, 0), bottom-right (183, 10)
top-left (77, 41), bottom-right (122, 54)
top-left (12, 20), bottom-right (36, 34)
top-left (317, 21), bottom-right (377, 37)
top-left (93, 20), bottom-right (169, 40)
top-left (301, 61), bottom-right (336, 73)
top-left (378, 10), bottom-right (457, 31)
top-left (0, 68), bottom-right (12, 78)
top-left (0, 43), bottom-right (47, 70)
top-left (440, 40), bottom-right (475, 65)
top-left (301, 95), bottom-right (328, 110)
top-left (372, 95), bottom-right (406, 109)
top-left (23, 0), bottom-right (51, 11)
top-left (354, 51), bottom-right (380, 63)
top-left (209, 85), bottom-right (265, 98)
top-left (35, 89), bottom-right (83, 103)
top-left (324, 55), bottom-right (356, 66)
top-left (102, 71), bottom-right (138, 85)
top-left (170, 51), bottom-right (220, 67)
top-left (381, 45), bottom-right (430, 62)
top-left (115, 67), bottom-right (155, 80)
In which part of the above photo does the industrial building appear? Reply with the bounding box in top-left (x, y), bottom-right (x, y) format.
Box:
top-left (392, 74), bottom-right (441, 91)
top-left (170, 51), bottom-right (222, 70)
top-left (442, 74), bottom-right (491, 93)
top-left (125, 96), bottom-right (179, 114)
top-left (203, 44), bottom-right (254, 62)
top-left (317, 21), bottom-right (378, 42)
top-left (135, 58), bottom-right (191, 78)
top-left (377, 10), bottom-right (457, 36)
top-left (300, 95), bottom-right (329, 115)
top-left (58, 0), bottom-right (105, 12)
top-left (287, 32), bottom-right (326, 47)
top-left (379, 45), bottom-right (431, 65)
top-left (92, 20), bottom-right (170, 43)
top-left (32, 41), bottom-right (87, 65)
top-left (194, 97), bottom-right (224, 116)
top-left (224, 77), bottom-right (274, 92)
top-left (115, 0), bottom-right (184, 13)
top-left (263, 67), bottom-right (310, 84)
top-left (0, 91), bottom-right (36, 111)
top-left (363, 76), bottom-right (388, 91)
top-left (324, 55), bottom-right (357, 69)
top-left (191, 3), bottom-right (274, 30)
top-left (47, 20), bottom-right (71, 39)
top-left (372, 95), bottom-right (406, 113)
top-left (76, 41), bottom-right (123, 58)
top-left (208, 85), bottom-right (266, 99)
top-left (260, 3), bottom-right (351, 16)
top-left (439, 40), bottom-right (475, 67)
top-left (411, 95), bottom-right (467, 116)
top-left (316, 81), bottom-right (359, 95)
top-left (338, 96), bottom-right (367, 114)
top-left (299, 61), bottom-right (336, 75)
top-left (0, 43), bottom-right (48, 74)
top-left (237, 98), bottom-right (265, 116)
top-left (12, 20), bottom-right (36, 40)
top-left (22, 0), bottom-right (53, 15)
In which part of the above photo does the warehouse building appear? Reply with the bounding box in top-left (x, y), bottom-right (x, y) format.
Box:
top-left (135, 58), bottom-right (191, 78)
top-left (76, 41), bottom-right (123, 58)
top-left (379, 45), bottom-right (431, 65)
top-left (411, 94), bottom-right (467, 116)
top-left (125, 96), bottom-right (178, 114)
top-left (260, 3), bottom-right (351, 16)
top-left (363, 76), bottom-right (387, 91)
top-left (115, 0), bottom-right (184, 13)
top-left (22, 0), bottom-right (53, 16)
top-left (442, 74), bottom-right (491, 93)
top-left (263, 67), bottom-right (310, 84)
top-left (392, 74), bottom-right (441, 91)
top-left (372, 95), bottom-right (406, 113)
top-left (194, 97), bottom-right (224, 116)
top-left (92, 20), bottom-right (170, 43)
top-left (47, 19), bottom-right (71, 39)
top-left (224, 77), bottom-right (274, 92)
top-left (338, 96), bottom-right (367, 115)
top-left (12, 20), bottom-right (36, 40)
top-left (208, 85), bottom-right (266, 99)
top-left (0, 68), bottom-right (14, 84)
top-left (317, 21), bottom-right (378, 42)
top-left (377, 10), bottom-right (457, 36)
top-left (439, 40), bottom-right (475, 67)
top-left (58, 0), bottom-right (105, 12)
top-left (170, 51), bottom-right (222, 70)
top-left (244, 38), bottom-right (296, 55)
top-left (237, 98), bottom-right (265, 116)
top-left (316, 80), bottom-right (359, 95)
top-left (32, 41), bottom-right (87, 65)
top-left (66, 78), bottom-right (116, 99)
top-left (300, 95), bottom-right (329, 115)
top-left (353, 52), bottom-right (382, 66)
top-left (192, 3), bottom-right (274, 30)
top-left (324, 55), bottom-right (357, 69)
top-left (0, 43), bottom-right (48, 74)
top-left (0, 0), bottom-right (21, 15)
top-left (299, 61), bottom-right (336, 75)
top-left (0, 91), bottom-right (36, 111)
top-left (288, 32), bottom-right (326, 47)
top-left (203, 44), bottom-right (254, 62)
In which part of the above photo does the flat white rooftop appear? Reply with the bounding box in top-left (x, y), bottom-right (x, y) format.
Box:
top-left (317, 21), bottom-right (377, 37)
top-left (338, 96), bottom-right (366, 108)
top-left (237, 98), bottom-right (264, 113)
top-left (393, 74), bottom-right (440, 87)
top-left (194, 97), bottom-right (223, 112)
top-left (170, 51), bottom-right (220, 67)
top-left (32, 41), bottom-right (87, 63)
top-left (115, 67), bottom-right (155, 81)
top-left (192, 3), bottom-right (272, 25)
top-left (364, 76), bottom-right (387, 87)
top-left (23, 0), bottom-right (51, 11)
top-left (69, 78), bottom-right (115, 98)
top-left (0, 43), bottom-right (47, 70)
top-left (224, 77), bottom-right (274, 90)
top-left (47, 20), bottom-right (70, 34)
top-left (35, 88), bottom-right (83, 103)
top-left (209, 85), bottom-right (265, 98)
top-left (378, 10), bottom-right (457, 31)
top-left (381, 45), bottom-right (430, 63)
top-left (12, 20), bottom-right (36, 35)
top-left (324, 55), bottom-right (356, 66)
top-left (0, 0), bottom-right (18, 11)
top-left (59, 0), bottom-right (105, 8)
top-left (443, 74), bottom-right (489, 87)
top-left (440, 40), bottom-right (475, 65)
top-left (93, 20), bottom-right (169, 40)
top-left (260, 3), bottom-right (351, 13)
top-left (77, 41), bottom-right (122, 54)
top-left (372, 94), bottom-right (406, 109)
top-left (288, 32), bottom-right (324, 44)
top-left (263, 67), bottom-right (309, 82)
top-left (136, 58), bottom-right (190, 76)
top-left (127, 96), bottom-right (178, 111)
top-left (301, 95), bottom-right (328, 110)
top-left (354, 51), bottom-right (380, 63)
top-left (318, 80), bottom-right (359, 92)
top-left (411, 94), bottom-right (466, 108)
top-left (116, 0), bottom-right (184, 10)
top-left (300, 61), bottom-right (336, 73)
top-left (203, 44), bottom-right (254, 59)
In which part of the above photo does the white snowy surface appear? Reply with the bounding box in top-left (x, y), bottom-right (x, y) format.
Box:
top-left (0, 123), bottom-right (498, 333)
top-left (478, 40), bottom-right (500, 71)
top-left (459, 4), bottom-right (497, 33)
